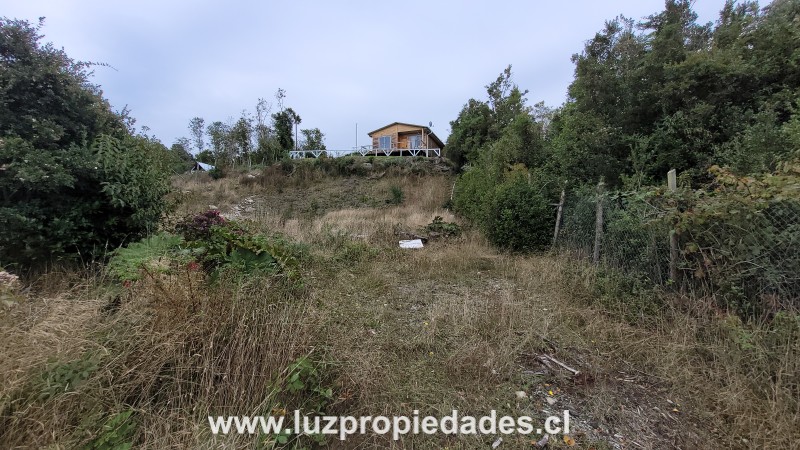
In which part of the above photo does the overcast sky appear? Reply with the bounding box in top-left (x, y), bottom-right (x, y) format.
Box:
top-left (5, 1), bottom-right (727, 151)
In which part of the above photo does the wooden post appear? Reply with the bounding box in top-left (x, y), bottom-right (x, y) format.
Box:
top-left (668, 169), bottom-right (679, 283)
top-left (552, 188), bottom-right (566, 246)
top-left (593, 181), bottom-right (605, 265)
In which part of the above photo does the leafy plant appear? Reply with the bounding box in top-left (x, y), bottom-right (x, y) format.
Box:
top-left (284, 356), bottom-right (334, 413)
top-left (38, 353), bottom-right (100, 400)
top-left (175, 210), bottom-right (226, 241)
top-left (485, 174), bottom-right (553, 252)
top-left (81, 410), bottom-right (136, 450)
top-left (425, 216), bottom-right (462, 237)
top-left (107, 233), bottom-right (184, 281)
top-left (176, 210), bottom-right (301, 280)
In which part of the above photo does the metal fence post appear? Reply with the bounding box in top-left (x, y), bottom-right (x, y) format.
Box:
top-left (593, 181), bottom-right (605, 265)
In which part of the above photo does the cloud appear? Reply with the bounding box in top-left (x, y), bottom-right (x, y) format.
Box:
top-left (5, 0), bottom-right (726, 149)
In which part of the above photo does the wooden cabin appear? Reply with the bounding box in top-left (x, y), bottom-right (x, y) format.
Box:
top-left (367, 122), bottom-right (445, 157)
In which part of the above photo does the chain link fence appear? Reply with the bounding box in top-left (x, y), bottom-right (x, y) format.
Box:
top-left (554, 180), bottom-right (800, 314)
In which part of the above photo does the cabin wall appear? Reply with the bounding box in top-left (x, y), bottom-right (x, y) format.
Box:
top-left (368, 124), bottom-right (443, 151)
top-left (370, 125), bottom-right (427, 149)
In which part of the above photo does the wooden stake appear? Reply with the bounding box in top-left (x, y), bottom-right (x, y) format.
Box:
top-left (668, 169), bottom-right (679, 283)
top-left (553, 188), bottom-right (566, 246)
top-left (593, 181), bottom-right (605, 265)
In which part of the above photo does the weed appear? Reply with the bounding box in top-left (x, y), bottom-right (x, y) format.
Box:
top-left (425, 216), bottom-right (462, 237)
top-left (107, 233), bottom-right (184, 281)
top-left (80, 410), bottom-right (137, 450)
top-left (388, 185), bottom-right (404, 205)
top-left (38, 352), bottom-right (101, 400)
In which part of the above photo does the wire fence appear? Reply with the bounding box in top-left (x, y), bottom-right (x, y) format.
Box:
top-left (553, 178), bottom-right (800, 314)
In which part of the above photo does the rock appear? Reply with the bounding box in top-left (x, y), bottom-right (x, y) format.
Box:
top-left (546, 396), bottom-right (556, 405)
top-left (515, 391), bottom-right (528, 399)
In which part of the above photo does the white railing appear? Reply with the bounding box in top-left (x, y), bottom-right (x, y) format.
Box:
top-left (289, 148), bottom-right (441, 159)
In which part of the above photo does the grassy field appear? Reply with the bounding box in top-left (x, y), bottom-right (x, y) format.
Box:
top-left (1, 159), bottom-right (797, 449)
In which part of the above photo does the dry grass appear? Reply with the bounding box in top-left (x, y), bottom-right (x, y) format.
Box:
top-left (0, 268), bottom-right (313, 449)
top-left (2, 163), bottom-right (798, 449)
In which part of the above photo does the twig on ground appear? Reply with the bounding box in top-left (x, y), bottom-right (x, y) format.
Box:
top-left (539, 354), bottom-right (580, 375)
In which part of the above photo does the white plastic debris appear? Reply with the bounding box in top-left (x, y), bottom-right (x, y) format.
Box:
top-left (492, 437), bottom-right (503, 448)
top-left (399, 239), bottom-right (424, 249)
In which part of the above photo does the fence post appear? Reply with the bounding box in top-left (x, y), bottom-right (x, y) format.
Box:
top-left (552, 188), bottom-right (566, 246)
top-left (668, 169), bottom-right (679, 283)
top-left (593, 180), bottom-right (605, 265)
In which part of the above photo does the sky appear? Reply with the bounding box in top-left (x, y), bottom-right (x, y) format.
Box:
top-left (3, 1), bottom-right (727, 151)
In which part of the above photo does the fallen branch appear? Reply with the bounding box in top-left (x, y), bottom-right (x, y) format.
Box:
top-left (539, 354), bottom-right (580, 375)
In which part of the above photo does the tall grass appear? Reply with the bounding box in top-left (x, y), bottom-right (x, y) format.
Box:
top-left (2, 163), bottom-right (797, 449)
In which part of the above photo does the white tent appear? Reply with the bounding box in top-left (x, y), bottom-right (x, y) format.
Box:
top-left (193, 161), bottom-right (215, 171)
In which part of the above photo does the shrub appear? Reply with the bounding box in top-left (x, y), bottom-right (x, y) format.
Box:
top-left (671, 163), bottom-right (800, 315)
top-left (207, 166), bottom-right (224, 180)
top-left (174, 210), bottom-right (226, 241)
top-left (0, 19), bottom-right (171, 268)
top-left (425, 216), bottom-right (462, 237)
top-left (485, 175), bottom-right (553, 252)
top-left (388, 185), bottom-right (404, 205)
top-left (452, 165), bottom-right (495, 226)
top-left (176, 210), bottom-right (301, 280)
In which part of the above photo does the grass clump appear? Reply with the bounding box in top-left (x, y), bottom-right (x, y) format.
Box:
top-left (387, 185), bottom-right (405, 205)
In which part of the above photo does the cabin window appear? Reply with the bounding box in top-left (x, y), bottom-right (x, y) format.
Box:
top-left (408, 134), bottom-right (422, 149)
top-left (379, 136), bottom-right (391, 149)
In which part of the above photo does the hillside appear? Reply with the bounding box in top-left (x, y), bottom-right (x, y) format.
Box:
top-left (2, 160), bottom-right (796, 449)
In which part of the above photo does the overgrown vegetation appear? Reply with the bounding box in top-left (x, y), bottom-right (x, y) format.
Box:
top-left (0, 18), bottom-right (174, 269)
top-left (448, 0), bottom-right (800, 319)
top-left (3, 2), bottom-right (800, 449)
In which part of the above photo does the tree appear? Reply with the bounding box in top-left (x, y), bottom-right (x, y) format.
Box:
top-left (0, 17), bottom-right (171, 268)
top-left (0, 18), bottom-right (125, 149)
top-left (485, 65), bottom-right (530, 137)
top-left (273, 107), bottom-right (301, 152)
top-left (254, 98), bottom-right (277, 163)
top-left (300, 128), bottom-right (326, 150)
top-left (446, 66), bottom-right (532, 169)
top-left (446, 99), bottom-right (492, 168)
top-left (206, 121), bottom-right (231, 164)
top-left (231, 113), bottom-right (253, 164)
top-left (188, 117), bottom-right (205, 155)
top-left (169, 139), bottom-right (194, 173)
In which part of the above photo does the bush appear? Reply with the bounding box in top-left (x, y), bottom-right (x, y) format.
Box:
top-left (174, 210), bottom-right (226, 241)
top-left (207, 166), bottom-right (224, 180)
top-left (485, 175), bottom-right (553, 252)
top-left (176, 210), bottom-right (302, 280)
top-left (672, 163), bottom-right (800, 316)
top-left (388, 185), bottom-right (404, 205)
top-left (425, 216), bottom-right (462, 237)
top-left (0, 19), bottom-right (171, 268)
